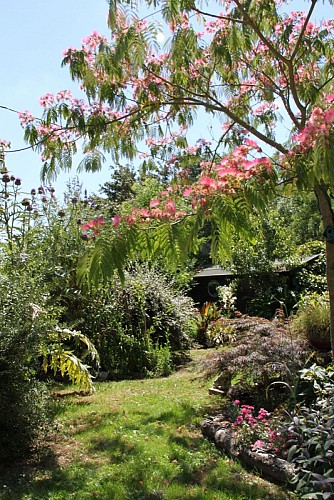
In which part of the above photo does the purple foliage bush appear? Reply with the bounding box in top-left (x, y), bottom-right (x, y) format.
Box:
top-left (212, 325), bottom-right (310, 409)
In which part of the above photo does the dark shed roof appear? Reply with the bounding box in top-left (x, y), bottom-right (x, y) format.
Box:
top-left (193, 254), bottom-right (321, 279)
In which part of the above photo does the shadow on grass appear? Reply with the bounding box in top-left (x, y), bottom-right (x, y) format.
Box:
top-left (89, 434), bottom-right (140, 463)
top-left (167, 433), bottom-right (285, 498)
top-left (0, 434), bottom-right (287, 500)
top-left (136, 400), bottom-right (220, 427)
top-left (1, 461), bottom-right (108, 499)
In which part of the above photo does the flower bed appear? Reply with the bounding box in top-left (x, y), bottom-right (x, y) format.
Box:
top-left (201, 415), bottom-right (295, 484)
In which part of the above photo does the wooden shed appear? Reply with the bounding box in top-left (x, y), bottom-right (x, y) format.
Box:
top-left (189, 254), bottom-right (321, 306)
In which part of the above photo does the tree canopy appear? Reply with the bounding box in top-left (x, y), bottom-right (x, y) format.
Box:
top-left (20, 0), bottom-right (334, 174)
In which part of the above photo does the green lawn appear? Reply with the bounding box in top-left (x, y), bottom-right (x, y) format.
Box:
top-left (0, 350), bottom-right (292, 499)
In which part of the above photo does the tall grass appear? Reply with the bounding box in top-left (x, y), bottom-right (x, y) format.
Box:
top-left (291, 292), bottom-right (330, 344)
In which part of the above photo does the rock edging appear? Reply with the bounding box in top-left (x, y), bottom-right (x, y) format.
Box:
top-left (201, 416), bottom-right (296, 484)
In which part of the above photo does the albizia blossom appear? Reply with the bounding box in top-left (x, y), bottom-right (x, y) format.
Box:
top-left (81, 216), bottom-right (105, 231)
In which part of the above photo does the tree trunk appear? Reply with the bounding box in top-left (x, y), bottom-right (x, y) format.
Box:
top-left (314, 184), bottom-right (334, 360)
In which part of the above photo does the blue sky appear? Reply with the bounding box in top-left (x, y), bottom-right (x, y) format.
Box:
top-left (0, 1), bottom-right (333, 196)
top-left (0, 0), bottom-right (111, 195)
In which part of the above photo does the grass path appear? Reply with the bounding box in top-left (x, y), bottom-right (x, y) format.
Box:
top-left (1, 350), bottom-right (293, 499)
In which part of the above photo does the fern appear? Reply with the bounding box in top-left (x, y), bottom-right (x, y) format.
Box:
top-left (42, 327), bottom-right (100, 394)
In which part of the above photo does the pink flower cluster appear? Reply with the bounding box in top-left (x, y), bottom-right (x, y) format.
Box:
top-left (81, 216), bottom-right (106, 237)
top-left (181, 141), bottom-right (273, 208)
top-left (81, 30), bottom-right (107, 51)
top-left (233, 403), bottom-right (270, 429)
top-left (80, 191), bottom-right (188, 238)
top-left (252, 102), bottom-right (279, 117)
top-left (0, 139), bottom-right (10, 149)
top-left (292, 93), bottom-right (334, 152)
top-left (232, 400), bottom-right (285, 454)
top-left (18, 111), bottom-right (35, 126)
top-left (124, 195), bottom-right (186, 223)
top-left (19, 88), bottom-right (137, 163)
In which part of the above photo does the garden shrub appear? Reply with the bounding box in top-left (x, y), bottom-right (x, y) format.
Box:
top-left (76, 264), bottom-right (196, 377)
top-left (211, 323), bottom-right (310, 409)
top-left (146, 343), bottom-right (173, 377)
top-left (0, 273), bottom-right (55, 463)
top-left (232, 271), bottom-right (293, 318)
top-left (286, 365), bottom-right (334, 498)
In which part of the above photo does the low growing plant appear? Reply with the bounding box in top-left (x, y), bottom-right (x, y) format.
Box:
top-left (146, 342), bottom-right (173, 377)
top-left (41, 326), bottom-right (100, 393)
top-left (217, 284), bottom-right (237, 318)
top-left (286, 364), bottom-right (334, 498)
top-left (195, 301), bottom-right (221, 346)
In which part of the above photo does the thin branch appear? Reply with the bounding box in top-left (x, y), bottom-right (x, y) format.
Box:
top-left (285, 59), bottom-right (307, 123)
top-left (168, 94), bottom-right (288, 155)
top-left (0, 105), bottom-right (22, 115)
top-left (208, 122), bottom-right (236, 174)
top-left (291, 0), bottom-right (317, 60)
top-left (237, 53), bottom-right (301, 129)
top-left (192, 7), bottom-right (243, 26)
top-left (142, 64), bottom-right (288, 155)
top-left (231, 0), bottom-right (289, 65)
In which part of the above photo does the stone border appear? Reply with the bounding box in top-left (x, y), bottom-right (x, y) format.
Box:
top-left (201, 416), bottom-right (296, 484)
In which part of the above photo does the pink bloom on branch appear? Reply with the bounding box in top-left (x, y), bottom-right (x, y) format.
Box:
top-left (81, 31), bottom-right (107, 50)
top-left (112, 215), bottom-right (122, 229)
top-left (292, 95), bottom-right (334, 152)
top-left (81, 222), bottom-right (92, 231)
top-left (139, 208), bottom-right (150, 218)
top-left (216, 166), bottom-right (239, 178)
top-left (56, 89), bottom-right (73, 101)
top-left (200, 176), bottom-right (218, 190)
top-left (245, 138), bottom-right (262, 152)
top-left (81, 216), bottom-right (105, 231)
top-left (165, 199), bottom-right (176, 215)
top-left (245, 157), bottom-right (270, 170)
top-left (150, 199), bottom-right (160, 208)
top-left (18, 111), bottom-right (35, 126)
top-left (62, 46), bottom-right (77, 57)
top-left (39, 93), bottom-right (55, 108)
top-left (0, 139), bottom-right (10, 150)
top-left (124, 215), bottom-right (136, 226)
